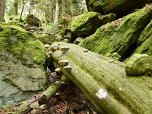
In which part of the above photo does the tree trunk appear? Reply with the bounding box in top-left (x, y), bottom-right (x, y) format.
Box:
top-left (0, 0), bottom-right (5, 22)
top-left (49, 0), bottom-right (53, 23)
top-left (70, 0), bottom-right (73, 16)
top-left (14, 0), bottom-right (18, 15)
top-left (19, 0), bottom-right (25, 22)
top-left (54, 0), bottom-right (59, 26)
top-left (50, 42), bottom-right (152, 114)
top-left (62, 0), bottom-right (66, 14)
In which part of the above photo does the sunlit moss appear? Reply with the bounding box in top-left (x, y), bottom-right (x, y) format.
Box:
top-left (0, 23), bottom-right (47, 66)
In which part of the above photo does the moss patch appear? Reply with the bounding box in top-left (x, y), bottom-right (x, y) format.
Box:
top-left (79, 5), bottom-right (152, 60)
top-left (0, 23), bottom-right (47, 66)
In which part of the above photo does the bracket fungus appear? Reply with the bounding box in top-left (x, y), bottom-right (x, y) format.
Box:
top-left (65, 28), bottom-right (71, 31)
top-left (64, 36), bottom-right (70, 39)
top-left (63, 65), bottom-right (72, 71)
top-left (58, 25), bottom-right (62, 29)
top-left (60, 46), bottom-right (69, 52)
top-left (49, 44), bottom-right (58, 51)
top-left (44, 44), bottom-right (49, 48)
top-left (58, 60), bottom-right (69, 66)
top-left (125, 54), bottom-right (152, 76)
top-left (55, 68), bottom-right (61, 72)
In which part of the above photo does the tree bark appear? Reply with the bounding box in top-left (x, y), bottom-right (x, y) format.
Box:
top-left (62, 0), bottom-right (66, 14)
top-left (14, 0), bottom-right (18, 15)
top-left (0, 0), bottom-right (5, 22)
top-left (70, 0), bottom-right (73, 16)
top-left (49, 0), bottom-right (53, 23)
top-left (54, 0), bottom-right (59, 26)
top-left (50, 42), bottom-right (152, 114)
top-left (19, 0), bottom-right (25, 22)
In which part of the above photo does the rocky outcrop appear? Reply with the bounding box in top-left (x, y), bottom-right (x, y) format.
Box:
top-left (25, 14), bottom-right (41, 27)
top-left (79, 5), bottom-right (152, 60)
top-left (85, 0), bottom-right (152, 18)
top-left (133, 20), bottom-right (152, 56)
top-left (0, 23), bottom-right (48, 108)
top-left (71, 12), bottom-right (116, 36)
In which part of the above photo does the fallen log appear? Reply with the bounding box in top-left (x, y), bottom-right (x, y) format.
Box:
top-left (50, 42), bottom-right (152, 114)
top-left (8, 75), bottom-right (69, 114)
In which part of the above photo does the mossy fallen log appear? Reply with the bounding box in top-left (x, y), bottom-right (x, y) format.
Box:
top-left (50, 42), bottom-right (152, 114)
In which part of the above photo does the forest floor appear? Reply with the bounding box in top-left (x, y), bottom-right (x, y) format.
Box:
top-left (0, 72), bottom-right (97, 114)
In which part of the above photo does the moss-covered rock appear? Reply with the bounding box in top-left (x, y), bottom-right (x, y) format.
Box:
top-left (0, 23), bottom-right (48, 108)
top-left (133, 20), bottom-right (152, 56)
top-left (38, 34), bottom-right (57, 45)
top-left (86, 0), bottom-right (152, 17)
top-left (79, 5), bottom-right (152, 60)
top-left (25, 14), bottom-right (41, 27)
top-left (71, 12), bottom-right (116, 36)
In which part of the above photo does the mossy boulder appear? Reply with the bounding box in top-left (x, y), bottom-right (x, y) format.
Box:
top-left (38, 34), bottom-right (57, 45)
top-left (79, 5), bottom-right (152, 60)
top-left (133, 20), bottom-right (152, 56)
top-left (85, 0), bottom-right (152, 17)
top-left (71, 12), bottom-right (116, 36)
top-left (0, 23), bottom-right (48, 108)
top-left (25, 14), bottom-right (41, 27)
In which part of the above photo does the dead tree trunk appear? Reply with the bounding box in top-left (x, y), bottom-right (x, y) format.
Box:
top-left (50, 42), bottom-right (152, 114)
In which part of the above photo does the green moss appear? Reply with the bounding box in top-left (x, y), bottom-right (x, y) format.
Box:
top-left (0, 23), bottom-right (47, 66)
top-left (79, 5), bottom-right (152, 60)
top-left (38, 34), bottom-right (57, 45)
top-left (71, 12), bottom-right (99, 31)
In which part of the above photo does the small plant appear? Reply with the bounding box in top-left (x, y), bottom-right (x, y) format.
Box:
top-left (2, 103), bottom-right (9, 111)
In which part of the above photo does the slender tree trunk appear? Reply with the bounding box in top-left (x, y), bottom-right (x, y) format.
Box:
top-left (70, 0), bottom-right (73, 16)
top-left (62, 0), bottom-right (66, 14)
top-left (54, 0), bottom-right (59, 26)
top-left (19, 0), bottom-right (25, 22)
top-left (14, 0), bottom-right (18, 15)
top-left (49, 0), bottom-right (53, 23)
top-left (4, 11), bottom-right (7, 23)
top-left (0, 0), bottom-right (5, 22)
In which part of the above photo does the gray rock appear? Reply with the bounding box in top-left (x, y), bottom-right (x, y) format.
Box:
top-left (0, 23), bottom-right (48, 108)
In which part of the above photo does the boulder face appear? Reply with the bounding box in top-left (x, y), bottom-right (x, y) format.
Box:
top-left (25, 14), bottom-right (41, 27)
top-left (71, 12), bottom-right (116, 36)
top-left (0, 23), bottom-right (48, 108)
top-left (134, 20), bottom-right (152, 55)
top-left (85, 0), bottom-right (152, 18)
top-left (79, 5), bottom-right (152, 60)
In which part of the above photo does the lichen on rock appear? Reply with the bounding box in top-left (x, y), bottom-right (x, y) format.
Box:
top-left (0, 23), bottom-right (48, 108)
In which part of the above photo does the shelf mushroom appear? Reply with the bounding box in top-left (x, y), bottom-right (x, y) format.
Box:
top-left (55, 68), bottom-right (61, 72)
top-left (58, 60), bottom-right (69, 66)
top-left (50, 44), bottom-right (58, 51)
top-left (63, 65), bottom-right (72, 71)
top-left (60, 46), bottom-right (69, 52)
